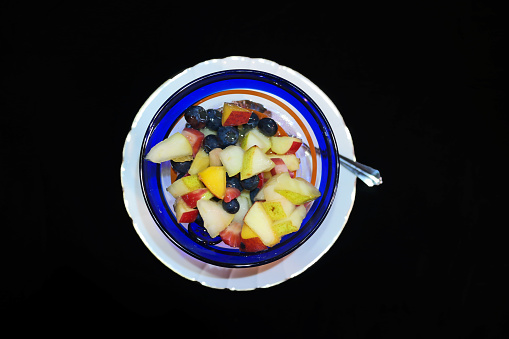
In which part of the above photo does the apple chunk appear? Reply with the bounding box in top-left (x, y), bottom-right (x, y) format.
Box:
top-left (222, 102), bottom-right (252, 126)
top-left (197, 199), bottom-right (235, 238)
top-left (181, 127), bottom-right (205, 156)
top-left (181, 188), bottom-right (213, 208)
top-left (240, 146), bottom-right (275, 180)
top-left (188, 148), bottom-right (209, 175)
top-left (240, 128), bottom-right (271, 153)
top-left (267, 154), bottom-right (300, 171)
top-left (240, 224), bottom-right (267, 252)
top-left (243, 201), bottom-right (279, 247)
top-left (272, 205), bottom-right (307, 238)
top-left (174, 197), bottom-right (199, 223)
top-left (166, 174), bottom-right (204, 198)
top-left (270, 136), bottom-right (302, 155)
top-left (274, 174), bottom-right (321, 205)
top-left (219, 145), bottom-right (244, 177)
top-left (145, 132), bottom-right (193, 163)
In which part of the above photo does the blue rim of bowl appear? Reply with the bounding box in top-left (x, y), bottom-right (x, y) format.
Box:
top-left (139, 69), bottom-right (339, 268)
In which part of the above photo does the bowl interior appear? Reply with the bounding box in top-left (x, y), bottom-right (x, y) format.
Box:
top-left (140, 70), bottom-right (339, 267)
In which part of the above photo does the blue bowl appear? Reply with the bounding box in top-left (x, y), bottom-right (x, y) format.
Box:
top-left (140, 69), bottom-right (339, 268)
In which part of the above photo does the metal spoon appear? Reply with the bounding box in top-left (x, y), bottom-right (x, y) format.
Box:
top-left (339, 154), bottom-right (382, 187)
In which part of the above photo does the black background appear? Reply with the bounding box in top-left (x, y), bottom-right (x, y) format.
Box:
top-left (3, 1), bottom-right (507, 337)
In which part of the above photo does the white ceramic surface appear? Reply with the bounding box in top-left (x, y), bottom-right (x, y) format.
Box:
top-left (121, 56), bottom-right (356, 290)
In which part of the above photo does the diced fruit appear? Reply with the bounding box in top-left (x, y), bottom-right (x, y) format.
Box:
top-left (240, 146), bottom-right (275, 180)
top-left (241, 223), bottom-right (259, 239)
top-left (232, 195), bottom-right (251, 224)
top-left (196, 199), bottom-right (235, 238)
top-left (243, 201), bottom-right (279, 247)
top-left (208, 148), bottom-right (223, 166)
top-left (223, 187), bottom-right (241, 203)
top-left (220, 221), bottom-right (243, 248)
top-left (181, 127), bottom-right (205, 156)
top-left (171, 155), bottom-right (194, 162)
top-left (272, 205), bottom-right (307, 238)
top-left (222, 198), bottom-right (240, 214)
top-left (188, 148), bottom-right (210, 175)
top-left (240, 224), bottom-right (268, 252)
top-left (240, 128), bottom-right (271, 153)
top-left (257, 118), bottom-right (278, 137)
top-left (270, 157), bottom-right (289, 176)
top-left (226, 176), bottom-right (242, 191)
top-left (145, 132), bottom-right (193, 163)
top-left (219, 145), bottom-right (244, 177)
top-left (270, 136), bottom-right (302, 155)
top-left (222, 103), bottom-right (252, 126)
top-left (203, 135), bottom-right (221, 153)
top-left (181, 188), bottom-right (213, 208)
top-left (262, 200), bottom-right (294, 221)
top-left (166, 174), bottom-right (205, 198)
top-left (253, 172), bottom-right (286, 201)
top-left (268, 154), bottom-right (300, 171)
top-left (274, 174), bottom-right (321, 205)
top-left (184, 105), bottom-right (207, 129)
top-left (198, 166), bottom-right (226, 199)
top-left (257, 173), bottom-right (265, 189)
top-left (174, 197), bottom-right (199, 223)
top-left (205, 109), bottom-right (222, 131)
top-left (217, 126), bottom-right (239, 147)
top-left (241, 175), bottom-right (260, 191)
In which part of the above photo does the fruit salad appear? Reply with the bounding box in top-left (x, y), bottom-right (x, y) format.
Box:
top-left (145, 101), bottom-right (321, 252)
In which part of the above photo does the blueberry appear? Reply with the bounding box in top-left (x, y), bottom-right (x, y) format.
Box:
top-left (241, 175), bottom-right (259, 191)
top-left (205, 109), bottom-right (222, 131)
top-left (257, 118), bottom-right (278, 136)
top-left (222, 199), bottom-right (240, 214)
top-left (226, 176), bottom-right (243, 191)
top-left (217, 126), bottom-right (239, 148)
top-left (202, 134), bottom-right (220, 153)
top-left (170, 159), bottom-right (192, 173)
top-left (250, 187), bottom-right (260, 203)
top-left (184, 105), bottom-right (207, 129)
top-left (245, 113), bottom-right (259, 129)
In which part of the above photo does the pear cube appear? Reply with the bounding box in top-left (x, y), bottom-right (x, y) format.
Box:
top-left (145, 132), bottom-right (193, 163)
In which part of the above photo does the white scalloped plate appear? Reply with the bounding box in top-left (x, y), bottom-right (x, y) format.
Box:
top-left (121, 56), bottom-right (356, 290)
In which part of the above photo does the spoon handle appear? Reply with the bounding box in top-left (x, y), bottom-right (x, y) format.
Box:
top-left (339, 154), bottom-right (382, 187)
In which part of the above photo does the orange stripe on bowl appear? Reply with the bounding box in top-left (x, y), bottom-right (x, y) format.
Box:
top-left (194, 90), bottom-right (317, 185)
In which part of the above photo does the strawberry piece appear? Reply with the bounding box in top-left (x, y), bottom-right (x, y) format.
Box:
top-left (181, 127), bottom-right (205, 157)
top-left (220, 222), bottom-right (242, 248)
top-left (223, 187), bottom-right (241, 203)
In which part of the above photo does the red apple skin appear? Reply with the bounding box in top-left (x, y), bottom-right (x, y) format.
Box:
top-left (181, 188), bottom-right (210, 208)
top-left (257, 173), bottom-right (265, 189)
top-left (178, 209), bottom-right (199, 223)
top-left (223, 111), bottom-right (251, 126)
top-left (289, 170), bottom-right (297, 178)
top-left (270, 158), bottom-right (289, 176)
top-left (181, 127), bottom-right (204, 156)
top-left (284, 141), bottom-right (302, 155)
top-left (239, 237), bottom-right (267, 252)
